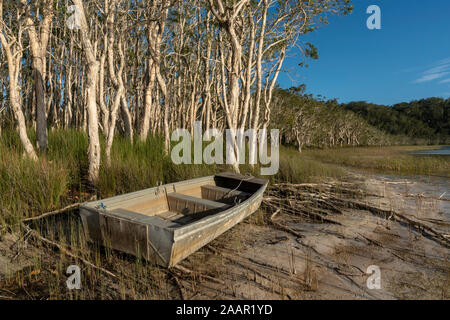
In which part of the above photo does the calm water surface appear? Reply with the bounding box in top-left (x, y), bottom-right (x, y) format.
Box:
top-left (413, 146), bottom-right (450, 155)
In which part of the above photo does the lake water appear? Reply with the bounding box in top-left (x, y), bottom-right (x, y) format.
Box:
top-left (413, 146), bottom-right (450, 155)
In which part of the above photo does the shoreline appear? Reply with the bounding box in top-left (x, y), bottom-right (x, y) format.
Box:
top-left (1, 167), bottom-right (448, 299)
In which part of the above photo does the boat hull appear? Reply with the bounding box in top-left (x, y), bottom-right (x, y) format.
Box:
top-left (79, 173), bottom-right (268, 267)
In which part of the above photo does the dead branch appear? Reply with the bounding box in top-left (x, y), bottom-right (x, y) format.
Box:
top-left (336, 199), bottom-right (450, 248)
top-left (21, 195), bottom-right (97, 223)
top-left (173, 265), bottom-right (225, 285)
top-left (264, 182), bottom-right (450, 249)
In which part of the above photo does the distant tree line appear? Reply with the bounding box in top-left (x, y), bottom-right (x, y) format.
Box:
top-left (270, 86), bottom-right (449, 152)
top-left (342, 98), bottom-right (450, 144)
top-left (269, 86), bottom-right (394, 152)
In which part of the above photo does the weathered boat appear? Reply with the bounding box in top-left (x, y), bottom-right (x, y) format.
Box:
top-left (80, 172), bottom-right (268, 267)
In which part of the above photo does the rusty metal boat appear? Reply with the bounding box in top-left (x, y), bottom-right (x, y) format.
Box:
top-left (79, 172), bottom-right (268, 267)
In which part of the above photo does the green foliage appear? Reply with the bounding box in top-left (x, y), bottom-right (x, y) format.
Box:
top-left (0, 128), bottom-right (346, 227)
top-left (305, 146), bottom-right (450, 177)
top-left (271, 87), bottom-right (449, 149)
top-left (270, 87), bottom-right (393, 150)
top-left (275, 146), bottom-right (344, 183)
top-left (304, 42), bottom-right (318, 60)
top-left (342, 98), bottom-right (450, 144)
top-left (0, 140), bottom-right (68, 227)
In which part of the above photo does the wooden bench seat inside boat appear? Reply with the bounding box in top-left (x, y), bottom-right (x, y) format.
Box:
top-left (201, 185), bottom-right (249, 200)
top-left (155, 210), bottom-right (192, 226)
top-left (167, 192), bottom-right (230, 215)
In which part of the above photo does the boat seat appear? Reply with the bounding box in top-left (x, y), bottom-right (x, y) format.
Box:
top-left (155, 211), bottom-right (195, 226)
top-left (109, 208), bottom-right (183, 228)
top-left (167, 193), bottom-right (230, 215)
top-left (201, 185), bottom-right (249, 202)
top-left (157, 211), bottom-right (183, 220)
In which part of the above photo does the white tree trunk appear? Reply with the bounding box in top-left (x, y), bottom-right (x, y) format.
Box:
top-left (21, 0), bottom-right (53, 153)
top-left (73, 0), bottom-right (101, 185)
top-left (0, 4), bottom-right (38, 161)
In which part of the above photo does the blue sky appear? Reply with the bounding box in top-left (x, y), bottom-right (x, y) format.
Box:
top-left (277, 0), bottom-right (450, 105)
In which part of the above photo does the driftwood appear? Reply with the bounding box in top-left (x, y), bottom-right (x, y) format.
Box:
top-left (262, 186), bottom-right (342, 225)
top-left (22, 203), bottom-right (80, 222)
top-left (22, 196), bottom-right (97, 223)
top-left (170, 273), bottom-right (186, 300)
top-left (340, 199), bottom-right (450, 248)
top-left (266, 208), bottom-right (304, 238)
top-left (173, 264), bottom-right (225, 285)
top-left (270, 209), bottom-right (281, 220)
top-left (208, 245), bottom-right (301, 281)
top-left (270, 219), bottom-right (305, 239)
top-left (404, 193), bottom-right (450, 202)
top-left (263, 183), bottom-right (450, 249)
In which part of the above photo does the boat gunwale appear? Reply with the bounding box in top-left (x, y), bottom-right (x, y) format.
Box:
top-left (80, 175), bottom-right (214, 209)
top-left (80, 173), bottom-right (268, 238)
top-left (171, 181), bottom-right (267, 239)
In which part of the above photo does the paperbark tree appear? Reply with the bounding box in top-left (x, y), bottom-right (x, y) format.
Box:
top-left (0, 0), bottom-right (357, 171)
top-left (72, 0), bottom-right (101, 185)
top-left (104, 0), bottom-right (128, 165)
top-left (140, 0), bottom-right (169, 146)
top-left (209, 0), bottom-right (249, 172)
top-left (20, 0), bottom-right (53, 152)
top-left (0, 1), bottom-right (38, 161)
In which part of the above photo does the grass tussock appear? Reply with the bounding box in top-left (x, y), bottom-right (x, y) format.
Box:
top-left (303, 146), bottom-right (450, 177)
top-left (2, 129), bottom-right (447, 228)
top-left (1, 129), bottom-right (343, 227)
top-left (275, 146), bottom-right (344, 184)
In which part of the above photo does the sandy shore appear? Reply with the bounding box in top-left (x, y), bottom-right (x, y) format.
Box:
top-left (174, 171), bottom-right (449, 300)
top-left (1, 170), bottom-right (449, 300)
